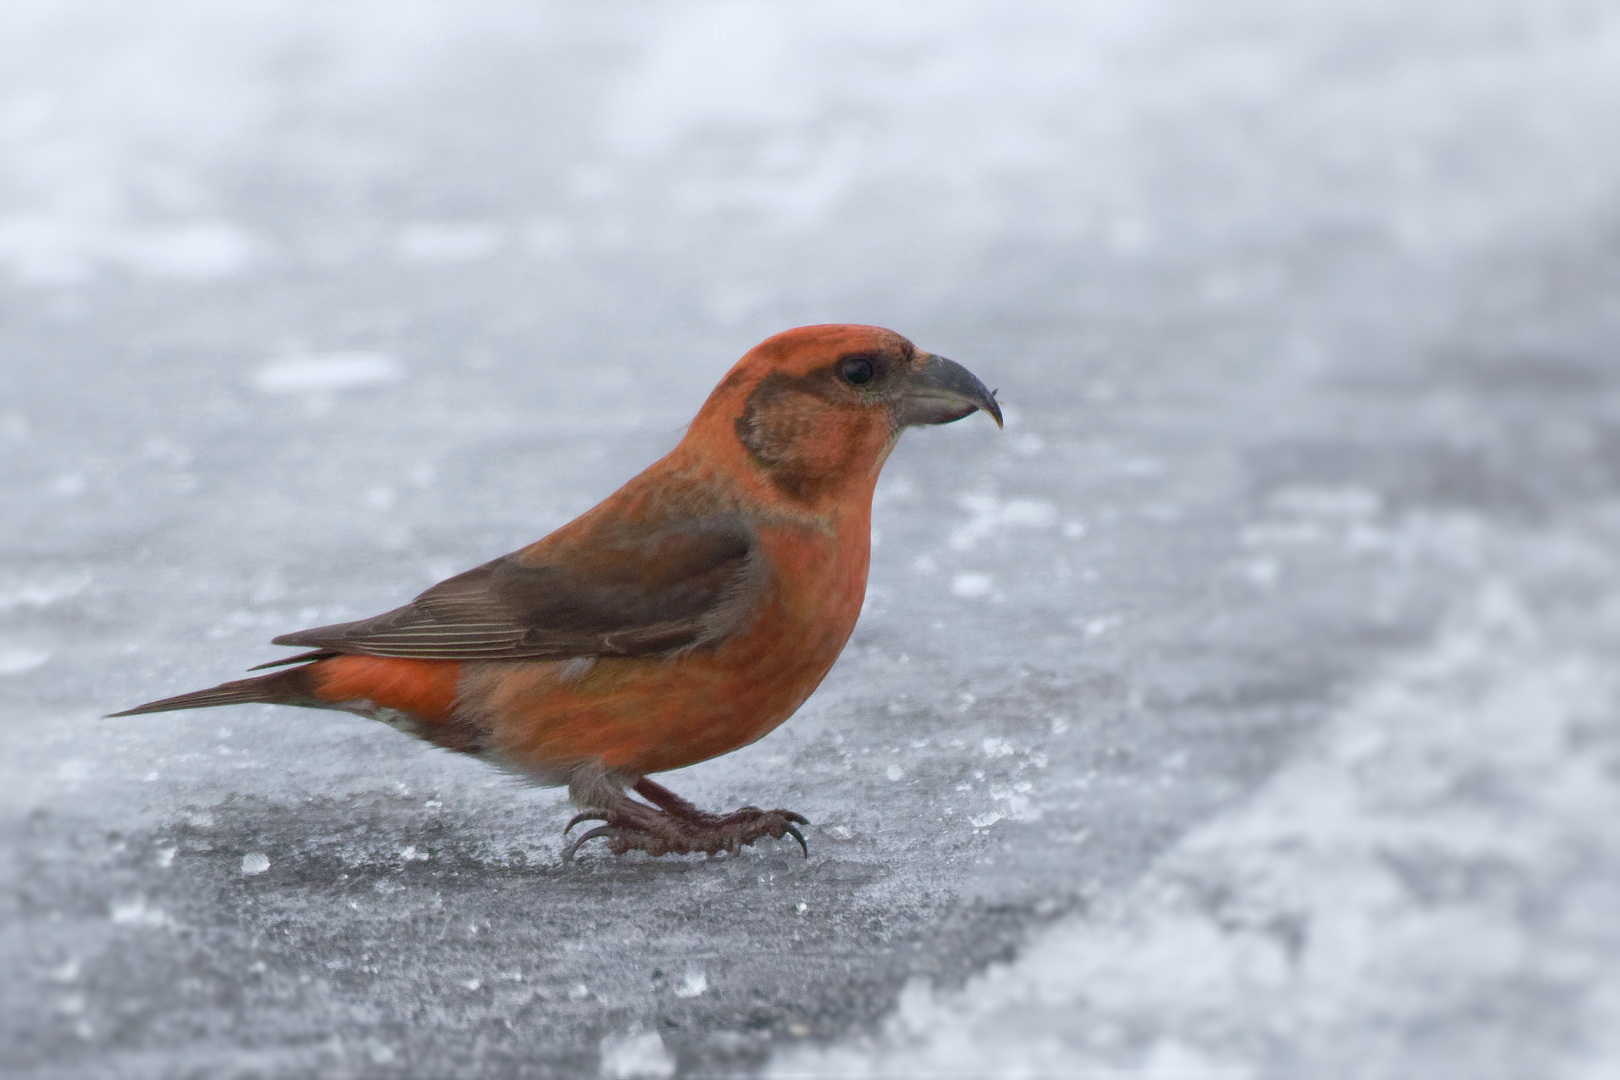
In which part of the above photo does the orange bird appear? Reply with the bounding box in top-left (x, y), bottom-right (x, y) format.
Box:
top-left (114, 325), bottom-right (1001, 858)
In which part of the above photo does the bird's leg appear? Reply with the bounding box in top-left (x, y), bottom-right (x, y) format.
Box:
top-left (562, 771), bottom-right (808, 860)
top-left (629, 777), bottom-right (710, 822)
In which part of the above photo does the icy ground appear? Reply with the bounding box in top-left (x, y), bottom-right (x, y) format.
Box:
top-left (3, 1), bottom-right (1620, 1077)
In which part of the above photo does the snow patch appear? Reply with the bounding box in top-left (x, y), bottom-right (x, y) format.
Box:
top-left (0, 575), bottom-right (89, 612)
top-left (0, 217), bottom-right (256, 284)
top-left (949, 494), bottom-right (1058, 551)
top-left (774, 579), bottom-right (1620, 1077)
top-left (989, 782), bottom-right (1039, 822)
top-left (110, 898), bottom-right (174, 929)
top-left (251, 353), bottom-right (404, 394)
top-left (673, 966), bottom-right (708, 998)
top-left (980, 738), bottom-right (1015, 758)
top-left (0, 647), bottom-right (50, 676)
top-left (599, 1028), bottom-right (675, 1079)
top-left (394, 221), bottom-right (504, 263)
top-left (951, 573), bottom-right (993, 598)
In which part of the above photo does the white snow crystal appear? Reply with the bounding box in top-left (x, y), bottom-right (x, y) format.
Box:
top-left (110, 898), bottom-right (174, 928)
top-left (673, 967), bottom-right (708, 998)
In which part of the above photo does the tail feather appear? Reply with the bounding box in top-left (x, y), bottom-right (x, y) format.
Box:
top-left (108, 667), bottom-right (317, 717)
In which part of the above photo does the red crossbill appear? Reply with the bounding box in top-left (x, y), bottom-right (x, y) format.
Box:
top-left (114, 324), bottom-right (1001, 858)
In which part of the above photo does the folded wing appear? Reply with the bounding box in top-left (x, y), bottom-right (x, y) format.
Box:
top-left (270, 517), bottom-right (761, 662)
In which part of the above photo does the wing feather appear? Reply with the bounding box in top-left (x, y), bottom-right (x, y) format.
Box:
top-left (270, 517), bottom-right (760, 662)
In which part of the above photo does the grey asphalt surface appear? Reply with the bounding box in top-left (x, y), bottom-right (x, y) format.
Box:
top-left (3, 2), bottom-right (1619, 1077)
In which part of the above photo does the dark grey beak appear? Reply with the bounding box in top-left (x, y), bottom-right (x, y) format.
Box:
top-left (895, 353), bottom-right (1004, 428)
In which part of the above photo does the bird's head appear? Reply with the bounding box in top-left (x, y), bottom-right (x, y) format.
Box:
top-left (686, 324), bottom-right (1001, 508)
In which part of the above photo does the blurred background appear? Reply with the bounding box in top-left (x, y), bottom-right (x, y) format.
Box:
top-left (3, 1), bottom-right (1618, 1076)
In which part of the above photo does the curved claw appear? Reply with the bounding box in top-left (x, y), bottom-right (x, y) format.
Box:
top-left (564, 811), bottom-right (607, 836)
top-left (782, 822), bottom-right (809, 858)
top-left (562, 825), bottom-right (617, 861)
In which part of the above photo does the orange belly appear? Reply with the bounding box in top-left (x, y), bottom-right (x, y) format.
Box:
top-left (465, 515), bottom-right (868, 778)
top-left (313, 654), bottom-right (460, 723)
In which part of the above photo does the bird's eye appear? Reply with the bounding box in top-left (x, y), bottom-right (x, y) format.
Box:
top-left (840, 357), bottom-right (875, 385)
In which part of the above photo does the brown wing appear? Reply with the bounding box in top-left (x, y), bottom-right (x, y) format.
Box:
top-left (270, 517), bottom-right (761, 661)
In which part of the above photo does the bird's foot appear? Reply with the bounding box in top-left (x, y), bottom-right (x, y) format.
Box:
top-left (563, 777), bottom-right (808, 860)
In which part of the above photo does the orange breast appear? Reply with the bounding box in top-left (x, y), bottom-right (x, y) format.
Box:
top-left (469, 512), bottom-right (871, 777)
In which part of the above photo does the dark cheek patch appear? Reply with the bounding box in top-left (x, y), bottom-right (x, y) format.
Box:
top-left (735, 375), bottom-right (869, 502)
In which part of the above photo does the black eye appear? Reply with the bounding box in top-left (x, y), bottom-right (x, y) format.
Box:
top-left (840, 357), bottom-right (875, 385)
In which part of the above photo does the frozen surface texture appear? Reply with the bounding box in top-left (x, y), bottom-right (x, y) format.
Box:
top-left (3, 1), bottom-right (1619, 1076)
